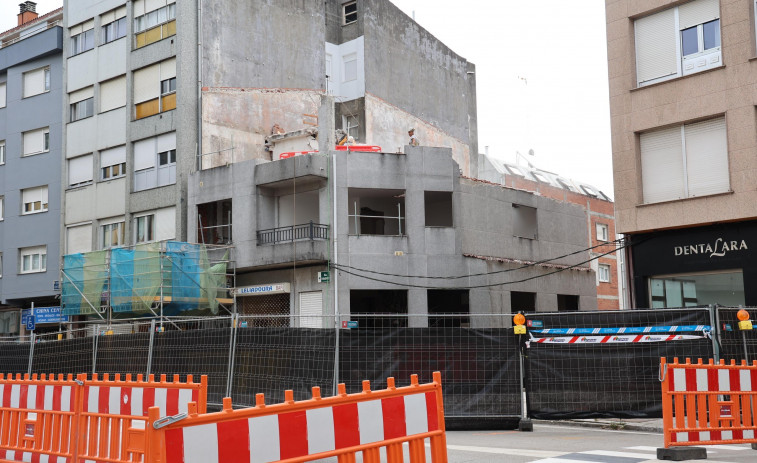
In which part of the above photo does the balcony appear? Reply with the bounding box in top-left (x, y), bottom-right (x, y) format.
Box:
top-left (257, 222), bottom-right (329, 245)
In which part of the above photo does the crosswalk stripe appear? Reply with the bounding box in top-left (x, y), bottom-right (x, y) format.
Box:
top-left (583, 449), bottom-right (658, 458)
top-left (444, 443), bottom-right (563, 458)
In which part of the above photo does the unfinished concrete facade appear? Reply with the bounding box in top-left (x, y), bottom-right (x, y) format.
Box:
top-left (188, 143), bottom-right (598, 327)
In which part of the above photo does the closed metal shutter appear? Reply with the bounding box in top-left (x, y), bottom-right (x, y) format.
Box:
top-left (685, 116), bottom-right (729, 197)
top-left (635, 8), bottom-right (678, 85)
top-left (640, 126), bottom-right (685, 203)
top-left (679, 0), bottom-right (719, 30)
top-left (299, 291), bottom-right (323, 328)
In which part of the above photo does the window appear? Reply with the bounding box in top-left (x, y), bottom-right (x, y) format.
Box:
top-left (70, 98), bottom-right (94, 122)
top-left (102, 11), bottom-right (126, 44)
top-left (557, 295), bottom-right (580, 312)
top-left (20, 246), bottom-right (46, 274)
top-left (634, 0), bottom-right (721, 87)
top-left (100, 76), bottom-right (126, 113)
top-left (22, 127), bottom-right (50, 156)
top-left (512, 204), bottom-right (537, 239)
top-left (21, 186), bottom-right (48, 214)
top-left (68, 154), bottom-right (93, 188)
top-left (598, 264), bottom-right (611, 283)
top-left (100, 146), bottom-right (126, 181)
top-left (428, 290), bottom-right (470, 328)
top-left (343, 53), bottom-right (357, 82)
top-left (511, 291), bottom-right (536, 311)
top-left (134, 132), bottom-right (176, 191)
top-left (640, 116), bottom-right (728, 204)
top-left (424, 191), bottom-right (453, 227)
top-left (133, 1), bottom-right (176, 48)
top-left (343, 115), bottom-right (358, 140)
top-left (66, 224), bottom-right (92, 254)
top-left (101, 220), bottom-right (125, 248)
top-left (0, 82), bottom-right (5, 108)
top-left (350, 290), bottom-right (408, 329)
top-left (343, 1), bottom-right (357, 25)
top-left (134, 59), bottom-right (176, 119)
top-left (0, 253), bottom-right (2, 278)
top-left (650, 270), bottom-right (744, 307)
top-left (0, 196), bottom-right (3, 220)
top-left (22, 67), bottom-right (50, 98)
top-left (596, 223), bottom-right (609, 242)
top-left (348, 188), bottom-right (405, 236)
top-left (70, 20), bottom-right (95, 55)
top-left (135, 214), bottom-right (154, 243)
top-left (0, 140), bottom-right (5, 164)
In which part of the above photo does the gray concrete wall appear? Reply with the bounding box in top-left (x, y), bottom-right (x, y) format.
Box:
top-left (0, 30), bottom-right (63, 306)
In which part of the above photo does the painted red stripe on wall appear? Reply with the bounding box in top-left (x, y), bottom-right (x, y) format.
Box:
top-left (278, 410), bottom-right (308, 459)
top-left (217, 419), bottom-right (250, 463)
top-left (425, 391), bottom-right (439, 431)
top-left (166, 388), bottom-right (179, 416)
top-left (381, 396), bottom-right (407, 439)
top-left (333, 403), bottom-right (360, 449)
top-left (164, 428), bottom-right (184, 463)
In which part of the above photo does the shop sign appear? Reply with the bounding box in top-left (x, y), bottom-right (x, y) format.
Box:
top-left (674, 238), bottom-right (748, 258)
top-left (21, 307), bottom-right (67, 324)
top-left (233, 283), bottom-right (290, 296)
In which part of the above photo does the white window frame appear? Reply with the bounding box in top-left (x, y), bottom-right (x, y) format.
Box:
top-left (101, 220), bottom-right (125, 249)
top-left (68, 154), bottom-right (94, 188)
top-left (134, 2), bottom-right (176, 34)
top-left (22, 127), bottom-right (50, 157)
top-left (343, 1), bottom-right (357, 25)
top-left (134, 214), bottom-right (155, 243)
top-left (0, 253), bottom-right (3, 278)
top-left (160, 76), bottom-right (176, 111)
top-left (0, 82), bottom-right (5, 108)
top-left (70, 97), bottom-right (94, 122)
top-left (343, 53), bottom-right (357, 82)
top-left (596, 223), bottom-right (609, 242)
top-left (635, 1), bottom-right (722, 87)
top-left (0, 140), bottom-right (5, 165)
top-left (21, 186), bottom-right (48, 215)
top-left (70, 28), bottom-right (94, 55)
top-left (598, 264), bottom-right (611, 283)
top-left (19, 246), bottom-right (47, 274)
top-left (102, 16), bottom-right (126, 44)
top-left (22, 67), bottom-right (51, 98)
top-left (0, 196), bottom-right (4, 220)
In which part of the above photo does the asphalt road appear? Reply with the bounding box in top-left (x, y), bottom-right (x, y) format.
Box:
top-left (443, 424), bottom-right (757, 463)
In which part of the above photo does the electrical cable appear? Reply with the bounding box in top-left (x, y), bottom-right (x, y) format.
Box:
top-left (330, 238), bottom-right (635, 290)
top-left (333, 237), bottom-right (624, 280)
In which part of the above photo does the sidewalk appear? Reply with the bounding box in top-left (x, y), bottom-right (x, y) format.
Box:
top-left (536, 418), bottom-right (664, 433)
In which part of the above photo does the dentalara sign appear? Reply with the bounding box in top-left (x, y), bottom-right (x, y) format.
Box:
top-left (674, 238), bottom-right (748, 258)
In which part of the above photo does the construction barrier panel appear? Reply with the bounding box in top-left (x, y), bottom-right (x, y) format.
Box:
top-left (145, 372), bottom-right (447, 463)
top-left (661, 357), bottom-right (757, 448)
top-left (0, 373), bottom-right (207, 463)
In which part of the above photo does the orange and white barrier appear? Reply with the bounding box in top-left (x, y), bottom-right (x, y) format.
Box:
top-left (0, 372), bottom-right (207, 463)
top-left (145, 372), bottom-right (447, 463)
top-left (661, 357), bottom-right (757, 448)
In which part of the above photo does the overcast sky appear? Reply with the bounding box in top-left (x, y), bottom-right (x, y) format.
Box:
top-left (1, 1), bottom-right (614, 196)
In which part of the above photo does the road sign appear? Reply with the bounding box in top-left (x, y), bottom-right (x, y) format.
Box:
top-left (22, 307), bottom-right (67, 324)
top-left (26, 316), bottom-right (35, 331)
top-left (318, 271), bottom-right (330, 283)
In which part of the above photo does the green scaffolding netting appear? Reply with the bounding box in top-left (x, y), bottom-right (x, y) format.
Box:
top-left (62, 251), bottom-right (107, 316)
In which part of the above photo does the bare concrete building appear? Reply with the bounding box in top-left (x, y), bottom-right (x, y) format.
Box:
top-left (605, 0), bottom-right (756, 307)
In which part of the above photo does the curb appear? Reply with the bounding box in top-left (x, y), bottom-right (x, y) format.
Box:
top-left (535, 419), bottom-right (663, 434)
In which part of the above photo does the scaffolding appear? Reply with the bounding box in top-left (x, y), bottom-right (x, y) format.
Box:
top-left (61, 241), bottom-right (235, 326)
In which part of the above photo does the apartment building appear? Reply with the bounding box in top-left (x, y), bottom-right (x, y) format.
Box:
top-left (479, 155), bottom-right (622, 310)
top-left (0, 3), bottom-right (64, 334)
top-left (606, 0), bottom-right (757, 307)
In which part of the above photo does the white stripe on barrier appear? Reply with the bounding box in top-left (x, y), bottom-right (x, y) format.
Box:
top-left (22, 451), bottom-right (31, 462)
top-left (87, 387), bottom-right (99, 413)
top-left (27, 385), bottom-right (37, 409)
top-left (741, 370), bottom-right (751, 392)
top-left (673, 369), bottom-right (686, 392)
top-left (306, 406), bottom-right (335, 454)
top-left (404, 393), bottom-right (428, 435)
top-left (44, 385), bottom-right (54, 411)
top-left (40, 455), bottom-right (49, 463)
top-left (676, 432), bottom-right (688, 442)
top-left (722, 430), bottom-right (733, 440)
top-left (183, 423), bottom-right (219, 463)
top-left (109, 387), bottom-right (121, 415)
top-left (6, 451), bottom-right (14, 460)
top-left (10, 385), bottom-right (20, 408)
top-left (61, 386), bottom-right (71, 412)
top-left (696, 369), bottom-right (708, 392)
top-left (700, 431), bottom-right (710, 441)
top-left (131, 388), bottom-right (143, 416)
top-left (249, 415), bottom-right (280, 463)
top-left (358, 399), bottom-right (384, 444)
top-left (178, 388), bottom-right (192, 414)
top-left (744, 430), bottom-right (755, 439)
top-left (718, 370), bottom-right (730, 391)
top-left (0, 385), bottom-right (4, 405)
top-left (155, 388), bottom-right (167, 417)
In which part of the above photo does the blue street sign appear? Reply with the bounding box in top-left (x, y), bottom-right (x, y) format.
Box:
top-left (21, 307), bottom-right (67, 325)
top-left (26, 316), bottom-right (35, 331)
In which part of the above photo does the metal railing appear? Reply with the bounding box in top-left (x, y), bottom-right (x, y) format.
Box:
top-left (257, 221), bottom-right (329, 245)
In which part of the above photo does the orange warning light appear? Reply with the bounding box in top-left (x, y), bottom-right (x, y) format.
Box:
top-left (513, 313), bottom-right (526, 326)
top-left (737, 309), bottom-right (750, 321)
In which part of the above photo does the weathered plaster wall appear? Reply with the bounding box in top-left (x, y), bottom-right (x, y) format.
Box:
top-left (201, 88), bottom-right (323, 168)
top-left (364, 94), bottom-right (470, 175)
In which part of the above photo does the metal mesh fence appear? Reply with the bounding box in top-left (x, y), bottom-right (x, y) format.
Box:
top-left (30, 332), bottom-right (94, 375)
top-left (0, 338), bottom-right (30, 375)
top-left (524, 308), bottom-right (714, 419)
top-left (716, 306), bottom-right (757, 362)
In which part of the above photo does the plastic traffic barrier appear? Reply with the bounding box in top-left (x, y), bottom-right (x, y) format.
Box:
top-left (0, 372), bottom-right (207, 463)
top-left (145, 372), bottom-right (447, 463)
top-left (660, 357), bottom-right (757, 448)
top-left (279, 145), bottom-right (383, 160)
